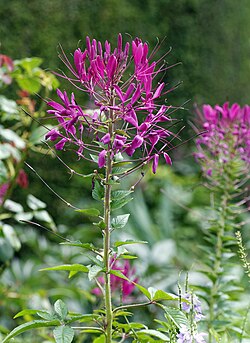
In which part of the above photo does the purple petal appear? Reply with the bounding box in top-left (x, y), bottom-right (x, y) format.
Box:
top-left (163, 152), bottom-right (172, 165)
top-left (98, 150), bottom-right (107, 168)
top-left (107, 55), bottom-right (117, 79)
top-left (113, 135), bottom-right (127, 150)
top-left (124, 83), bottom-right (135, 101)
top-left (152, 82), bottom-right (165, 100)
top-left (152, 154), bottom-right (159, 174)
top-left (47, 101), bottom-right (65, 112)
top-left (131, 135), bottom-right (143, 149)
top-left (55, 138), bottom-right (68, 150)
top-left (101, 133), bottom-right (111, 145)
top-left (131, 85), bottom-right (141, 104)
top-left (124, 110), bottom-right (138, 128)
top-left (45, 129), bottom-right (61, 141)
top-left (125, 147), bottom-right (135, 156)
top-left (114, 85), bottom-right (124, 102)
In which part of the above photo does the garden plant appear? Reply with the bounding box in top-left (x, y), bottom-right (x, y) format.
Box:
top-left (0, 34), bottom-right (249, 343)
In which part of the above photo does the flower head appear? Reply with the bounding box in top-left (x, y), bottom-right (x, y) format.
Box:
top-left (195, 102), bottom-right (250, 176)
top-left (46, 34), bottom-right (178, 174)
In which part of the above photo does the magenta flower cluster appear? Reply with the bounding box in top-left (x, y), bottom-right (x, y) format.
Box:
top-left (195, 102), bottom-right (250, 176)
top-left (45, 34), bottom-right (174, 173)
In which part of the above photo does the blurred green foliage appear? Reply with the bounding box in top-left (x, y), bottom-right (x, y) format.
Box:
top-left (1, 0), bottom-right (250, 106)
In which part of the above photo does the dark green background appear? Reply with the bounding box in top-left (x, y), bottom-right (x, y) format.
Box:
top-left (1, 0), bottom-right (250, 107)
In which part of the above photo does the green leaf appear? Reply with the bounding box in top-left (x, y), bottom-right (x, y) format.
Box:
top-left (27, 194), bottom-right (46, 210)
top-left (111, 214), bottom-right (130, 229)
top-left (2, 320), bottom-right (60, 343)
top-left (16, 57), bottom-right (43, 71)
top-left (148, 287), bottom-right (178, 302)
top-left (40, 264), bottom-right (89, 273)
top-left (133, 283), bottom-right (151, 300)
top-left (93, 335), bottom-right (106, 343)
top-left (111, 196), bottom-right (133, 210)
top-left (90, 154), bottom-right (99, 163)
top-left (75, 208), bottom-right (100, 216)
top-left (92, 181), bottom-right (104, 201)
top-left (114, 240), bottom-right (147, 247)
top-left (88, 265), bottom-right (103, 281)
top-left (60, 242), bottom-right (97, 252)
top-left (136, 329), bottom-right (169, 340)
top-left (110, 269), bottom-right (130, 282)
top-left (4, 199), bottom-right (23, 213)
top-left (2, 224), bottom-right (21, 250)
top-left (118, 254), bottom-right (137, 259)
top-left (37, 311), bottom-right (57, 321)
top-left (0, 161), bottom-right (8, 183)
top-left (163, 307), bottom-right (189, 328)
top-left (29, 126), bottom-right (52, 145)
top-left (0, 238), bottom-right (14, 262)
top-left (33, 210), bottom-right (53, 223)
top-left (16, 76), bottom-right (41, 93)
top-left (0, 143), bottom-right (21, 161)
top-left (53, 326), bottom-right (74, 343)
top-left (111, 190), bottom-right (133, 200)
top-left (93, 220), bottom-right (106, 230)
top-left (0, 128), bottom-right (25, 149)
top-left (14, 309), bottom-right (39, 319)
top-left (67, 313), bottom-right (99, 324)
top-left (54, 300), bottom-right (68, 320)
top-left (0, 96), bottom-right (18, 115)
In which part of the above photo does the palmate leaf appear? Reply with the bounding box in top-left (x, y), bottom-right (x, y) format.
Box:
top-left (53, 326), bottom-right (74, 343)
top-left (2, 320), bottom-right (60, 343)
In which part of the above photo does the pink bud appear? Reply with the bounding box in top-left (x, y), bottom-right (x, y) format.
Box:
top-left (152, 154), bottom-right (159, 174)
top-left (163, 152), bottom-right (172, 165)
top-left (98, 150), bottom-right (107, 168)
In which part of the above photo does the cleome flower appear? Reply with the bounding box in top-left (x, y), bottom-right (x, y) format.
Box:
top-left (45, 34), bottom-right (178, 174)
top-left (195, 102), bottom-right (250, 177)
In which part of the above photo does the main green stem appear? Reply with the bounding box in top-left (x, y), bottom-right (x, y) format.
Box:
top-left (208, 184), bottom-right (229, 343)
top-left (103, 104), bottom-right (115, 343)
top-left (104, 150), bottom-right (113, 342)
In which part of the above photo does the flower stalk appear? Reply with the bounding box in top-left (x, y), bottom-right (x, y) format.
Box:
top-left (103, 120), bottom-right (114, 343)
